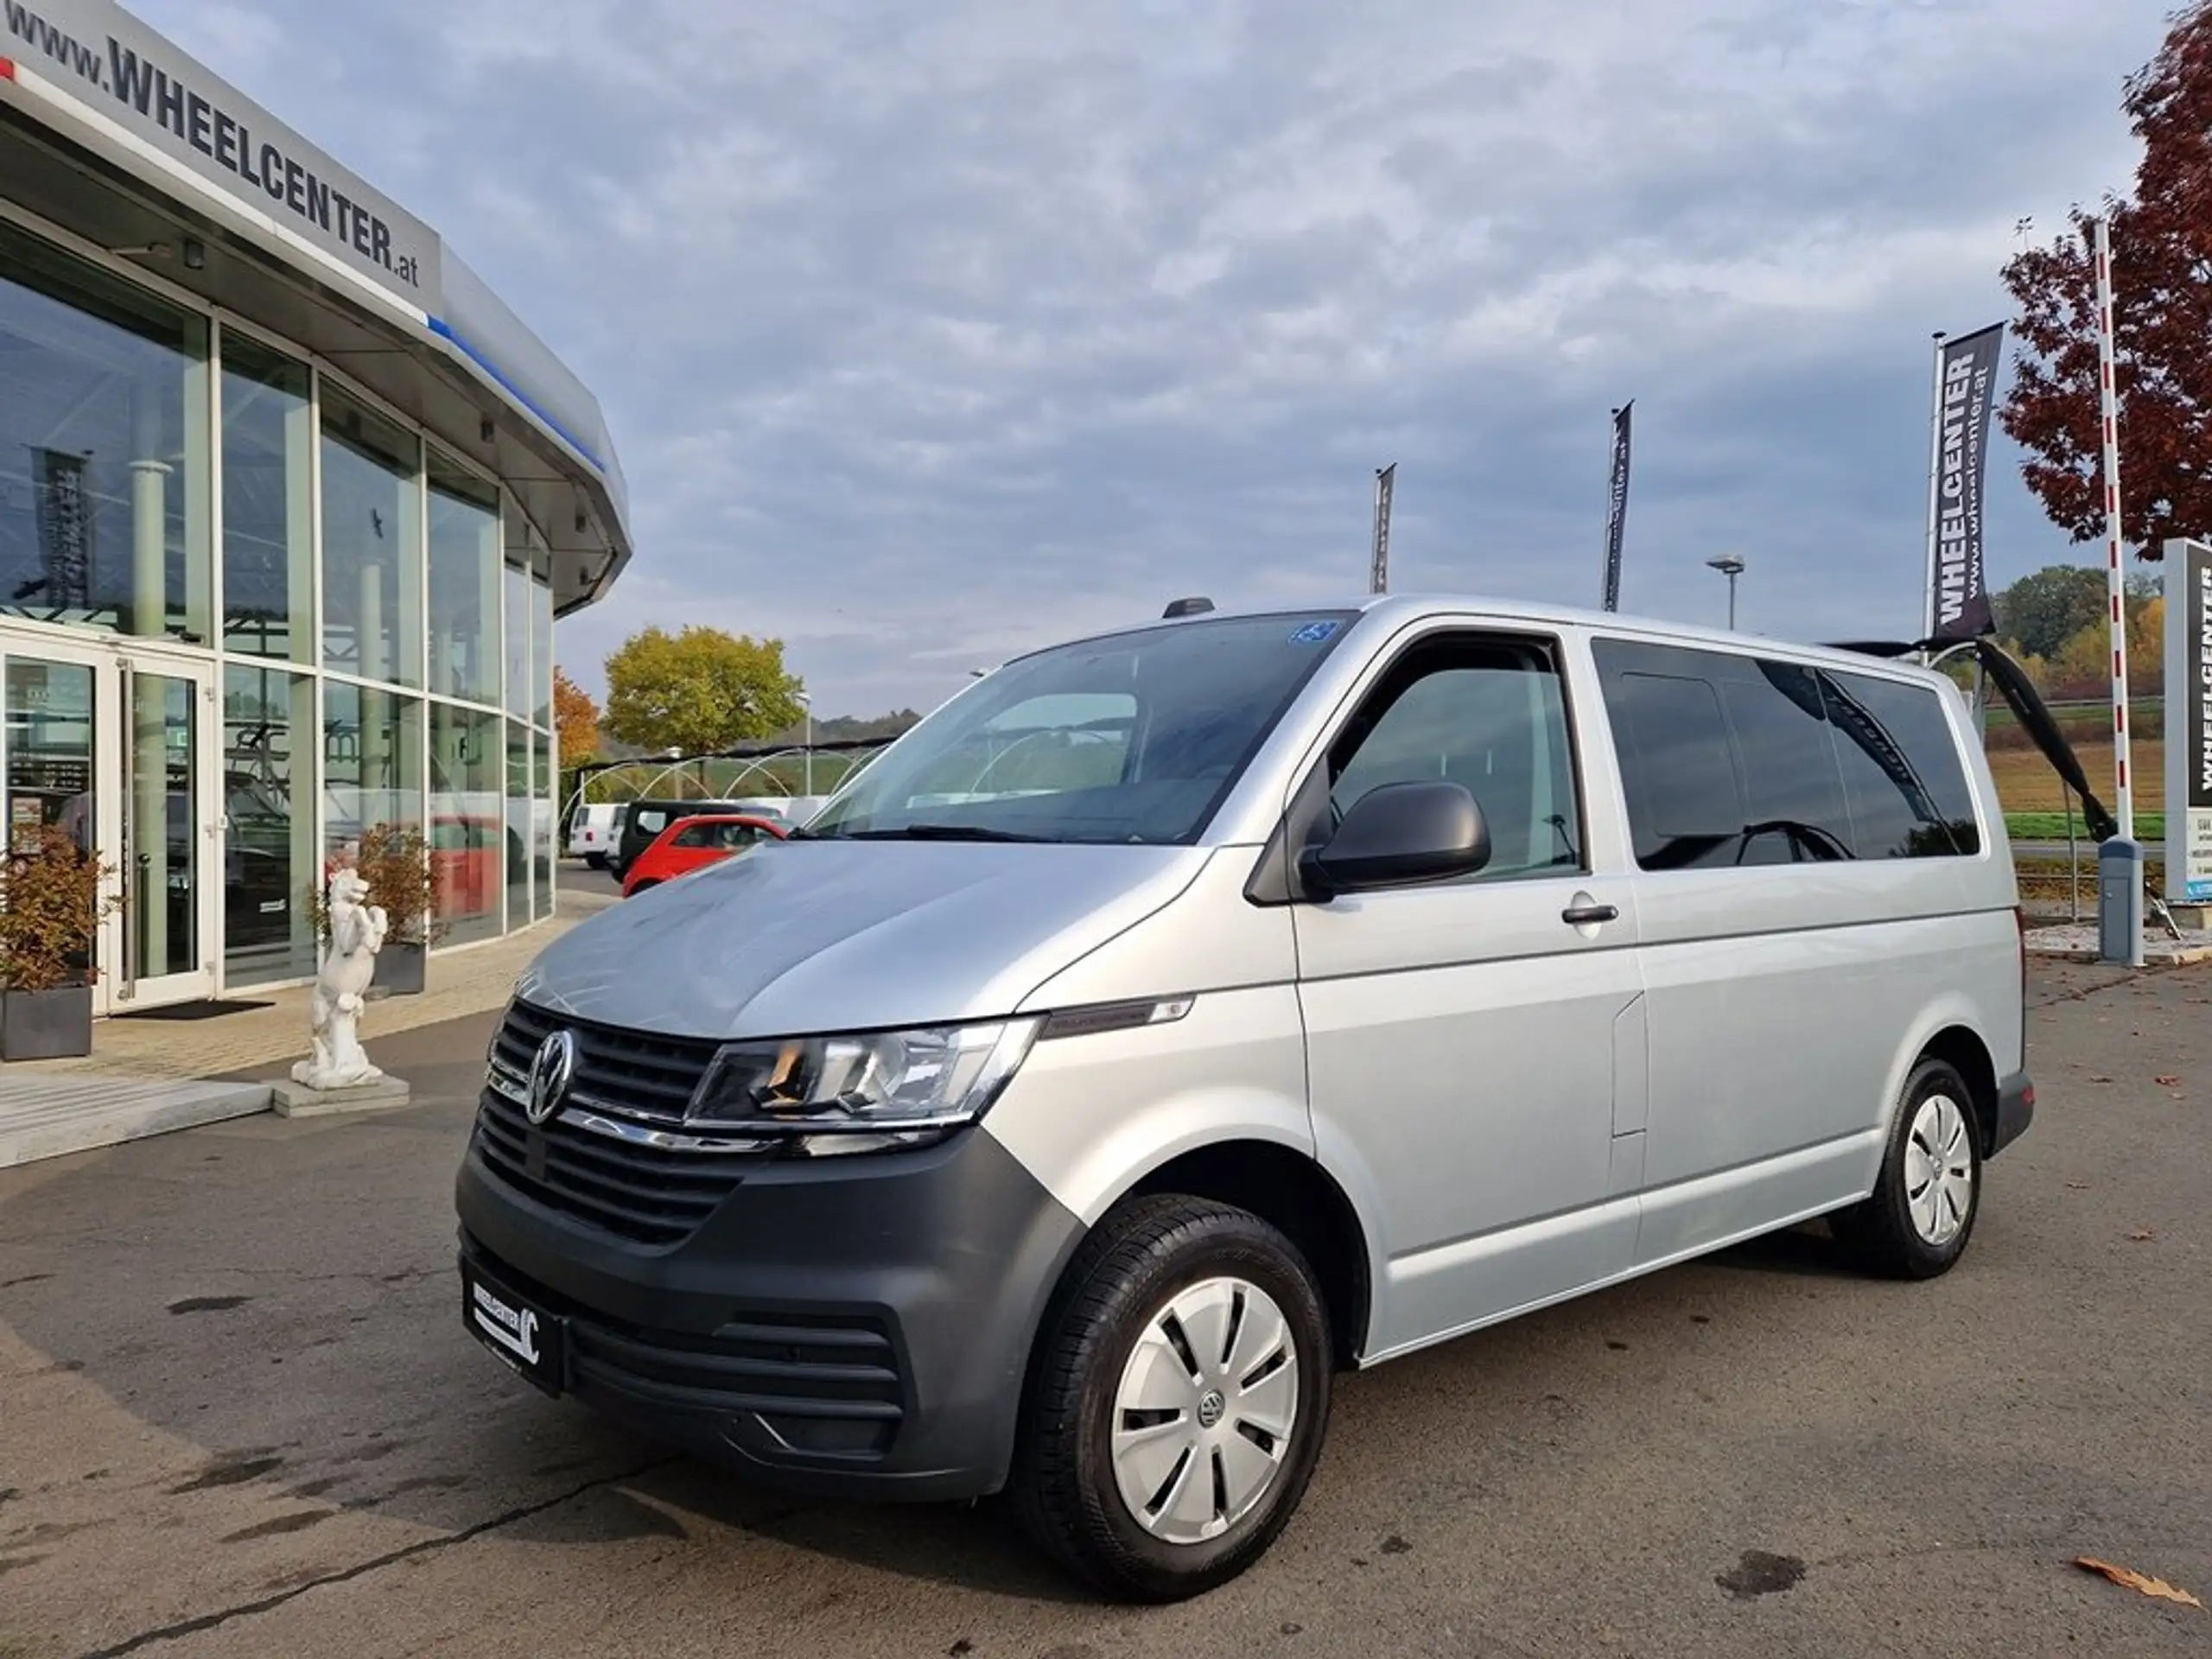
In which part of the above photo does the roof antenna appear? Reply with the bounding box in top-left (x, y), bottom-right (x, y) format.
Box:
top-left (1163, 596), bottom-right (1214, 619)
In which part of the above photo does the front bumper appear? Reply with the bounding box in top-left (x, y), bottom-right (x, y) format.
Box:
top-left (455, 1119), bottom-right (1084, 1502)
top-left (1990, 1070), bottom-right (2035, 1158)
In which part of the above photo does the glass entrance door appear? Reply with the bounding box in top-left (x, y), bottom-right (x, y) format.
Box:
top-left (118, 659), bottom-right (215, 1007)
top-left (0, 633), bottom-right (216, 1013)
top-left (3, 639), bottom-right (118, 1011)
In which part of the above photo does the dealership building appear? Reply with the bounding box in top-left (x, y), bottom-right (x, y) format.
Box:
top-left (0, 0), bottom-right (630, 1012)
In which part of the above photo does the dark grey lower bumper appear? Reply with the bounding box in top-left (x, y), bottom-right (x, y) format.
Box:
top-left (455, 1122), bottom-right (1084, 1502)
top-left (1991, 1070), bottom-right (2035, 1158)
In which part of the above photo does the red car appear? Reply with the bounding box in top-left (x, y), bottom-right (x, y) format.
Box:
top-left (621, 813), bottom-right (788, 897)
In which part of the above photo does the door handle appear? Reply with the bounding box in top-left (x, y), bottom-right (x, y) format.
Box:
top-left (1561, 902), bottom-right (1618, 926)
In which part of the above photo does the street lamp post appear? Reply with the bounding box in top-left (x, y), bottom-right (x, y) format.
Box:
top-left (795, 691), bottom-right (813, 798)
top-left (1707, 555), bottom-right (1746, 630)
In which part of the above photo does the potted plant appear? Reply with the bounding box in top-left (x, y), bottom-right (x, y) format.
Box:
top-left (308, 823), bottom-right (444, 996)
top-left (0, 825), bottom-right (116, 1061)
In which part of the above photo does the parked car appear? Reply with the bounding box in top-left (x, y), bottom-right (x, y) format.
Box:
top-left (620, 814), bottom-right (788, 896)
top-left (458, 596), bottom-right (2031, 1601)
top-left (607, 798), bottom-right (750, 880)
top-left (567, 803), bottom-right (621, 869)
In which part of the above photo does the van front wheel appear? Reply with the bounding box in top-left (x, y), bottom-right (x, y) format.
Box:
top-left (1833, 1057), bottom-right (1982, 1279)
top-left (1010, 1195), bottom-right (1332, 1601)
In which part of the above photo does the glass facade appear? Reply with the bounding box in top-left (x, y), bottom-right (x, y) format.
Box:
top-left (0, 214), bottom-right (563, 995)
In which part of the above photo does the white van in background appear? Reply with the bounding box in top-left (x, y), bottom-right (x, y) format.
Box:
top-left (566, 803), bottom-right (621, 868)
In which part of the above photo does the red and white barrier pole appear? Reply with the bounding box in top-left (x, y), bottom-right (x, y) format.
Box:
top-left (2093, 215), bottom-right (2145, 965)
top-left (2094, 217), bottom-right (2135, 842)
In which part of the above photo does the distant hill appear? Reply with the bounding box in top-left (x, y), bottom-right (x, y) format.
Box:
top-left (588, 709), bottom-right (922, 758)
top-left (767, 709), bottom-right (924, 746)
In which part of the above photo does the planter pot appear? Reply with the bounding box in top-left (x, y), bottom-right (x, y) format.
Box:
top-left (375, 940), bottom-right (427, 996)
top-left (0, 986), bottom-right (94, 1061)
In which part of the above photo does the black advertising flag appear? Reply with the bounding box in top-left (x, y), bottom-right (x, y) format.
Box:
top-left (1601, 403), bottom-right (1632, 613)
top-left (1928, 325), bottom-right (2004, 641)
top-left (33, 449), bottom-right (92, 611)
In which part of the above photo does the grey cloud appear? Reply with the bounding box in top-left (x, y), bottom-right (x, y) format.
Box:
top-left (135, 0), bottom-right (2168, 718)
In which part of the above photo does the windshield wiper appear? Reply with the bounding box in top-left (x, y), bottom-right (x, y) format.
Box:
top-left (843, 824), bottom-right (1051, 843)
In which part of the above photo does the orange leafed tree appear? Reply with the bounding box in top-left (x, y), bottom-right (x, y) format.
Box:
top-left (553, 667), bottom-right (601, 764)
top-left (1999, 2), bottom-right (2212, 558)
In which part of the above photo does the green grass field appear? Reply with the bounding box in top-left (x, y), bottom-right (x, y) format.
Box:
top-left (2004, 810), bottom-right (2164, 842)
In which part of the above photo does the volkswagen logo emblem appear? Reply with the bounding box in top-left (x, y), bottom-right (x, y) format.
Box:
top-left (525, 1030), bottom-right (578, 1126)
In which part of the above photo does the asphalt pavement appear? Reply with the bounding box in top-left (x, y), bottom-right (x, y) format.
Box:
top-left (1, 958), bottom-right (2206, 1658)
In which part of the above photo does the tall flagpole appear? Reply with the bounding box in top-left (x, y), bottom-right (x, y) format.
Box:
top-left (1922, 330), bottom-right (1947, 646)
top-left (1370, 464), bottom-right (1395, 594)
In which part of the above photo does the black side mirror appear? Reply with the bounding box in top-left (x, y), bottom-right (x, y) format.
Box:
top-left (1301, 780), bottom-right (1491, 896)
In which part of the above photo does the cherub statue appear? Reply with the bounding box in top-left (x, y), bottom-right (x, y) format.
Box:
top-left (293, 868), bottom-right (391, 1090)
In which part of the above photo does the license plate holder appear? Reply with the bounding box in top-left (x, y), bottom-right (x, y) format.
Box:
top-left (461, 1261), bottom-right (566, 1395)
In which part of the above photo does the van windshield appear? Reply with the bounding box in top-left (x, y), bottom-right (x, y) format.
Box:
top-left (807, 613), bottom-right (1355, 845)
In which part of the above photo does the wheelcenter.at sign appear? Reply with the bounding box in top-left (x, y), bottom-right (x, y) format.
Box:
top-left (0, 0), bottom-right (441, 308)
top-left (2164, 539), bottom-right (2212, 905)
top-left (1927, 324), bottom-right (2005, 643)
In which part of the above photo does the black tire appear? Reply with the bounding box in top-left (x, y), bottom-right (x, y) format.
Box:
top-left (626, 879), bottom-right (658, 897)
top-left (1009, 1194), bottom-right (1332, 1602)
top-left (1832, 1058), bottom-right (1983, 1279)
top-left (583, 853), bottom-right (607, 871)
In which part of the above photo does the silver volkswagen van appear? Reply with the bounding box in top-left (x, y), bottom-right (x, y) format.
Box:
top-left (456, 596), bottom-right (2032, 1599)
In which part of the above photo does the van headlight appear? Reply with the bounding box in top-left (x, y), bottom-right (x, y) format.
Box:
top-left (684, 1019), bottom-right (1040, 1155)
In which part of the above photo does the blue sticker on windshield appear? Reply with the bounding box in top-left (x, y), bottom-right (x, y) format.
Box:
top-left (1288, 620), bottom-right (1340, 645)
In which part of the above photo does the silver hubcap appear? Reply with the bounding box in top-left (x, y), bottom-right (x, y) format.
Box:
top-left (1905, 1092), bottom-right (1974, 1246)
top-left (1109, 1276), bottom-right (1300, 1544)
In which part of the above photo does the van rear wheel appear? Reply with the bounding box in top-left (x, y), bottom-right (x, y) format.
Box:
top-left (1010, 1195), bottom-right (1332, 1602)
top-left (1833, 1057), bottom-right (1982, 1279)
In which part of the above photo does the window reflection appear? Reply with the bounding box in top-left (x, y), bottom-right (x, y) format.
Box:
top-left (223, 664), bottom-right (317, 984)
top-left (428, 453), bottom-right (500, 703)
top-left (430, 700), bottom-right (502, 944)
top-left (4, 658), bottom-right (95, 849)
top-left (220, 337), bottom-right (313, 660)
top-left (325, 680), bottom-right (423, 862)
top-left (320, 390), bottom-right (422, 687)
top-left (531, 575), bottom-right (553, 728)
top-left (0, 221), bottom-right (211, 641)
top-left (503, 562), bottom-right (530, 718)
top-left (532, 729), bottom-right (554, 919)
top-left (505, 718), bottom-right (531, 924)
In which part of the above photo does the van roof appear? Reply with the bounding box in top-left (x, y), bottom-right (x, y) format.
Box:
top-left (1019, 594), bottom-right (1949, 686)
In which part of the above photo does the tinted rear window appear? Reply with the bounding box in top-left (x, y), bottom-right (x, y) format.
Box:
top-left (1594, 640), bottom-right (1979, 869)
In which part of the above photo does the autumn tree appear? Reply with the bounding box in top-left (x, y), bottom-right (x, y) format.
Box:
top-left (603, 626), bottom-right (804, 756)
top-left (552, 668), bottom-right (601, 764)
top-left (1999, 1), bottom-right (2212, 558)
top-left (1992, 564), bottom-right (2109, 660)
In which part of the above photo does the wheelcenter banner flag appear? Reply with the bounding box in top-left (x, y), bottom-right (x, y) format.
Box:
top-left (1928, 324), bottom-right (2005, 641)
top-left (1601, 402), bottom-right (1632, 613)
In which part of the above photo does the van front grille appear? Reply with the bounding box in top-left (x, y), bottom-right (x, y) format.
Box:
top-left (474, 1000), bottom-right (755, 1247)
top-left (490, 998), bottom-right (719, 1125)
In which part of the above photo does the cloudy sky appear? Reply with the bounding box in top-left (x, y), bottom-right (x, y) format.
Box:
top-left (137, 0), bottom-right (2172, 719)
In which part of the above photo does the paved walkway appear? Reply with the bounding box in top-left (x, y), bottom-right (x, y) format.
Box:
top-left (10, 885), bottom-right (615, 1084)
top-left (2025, 921), bottom-right (2212, 966)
